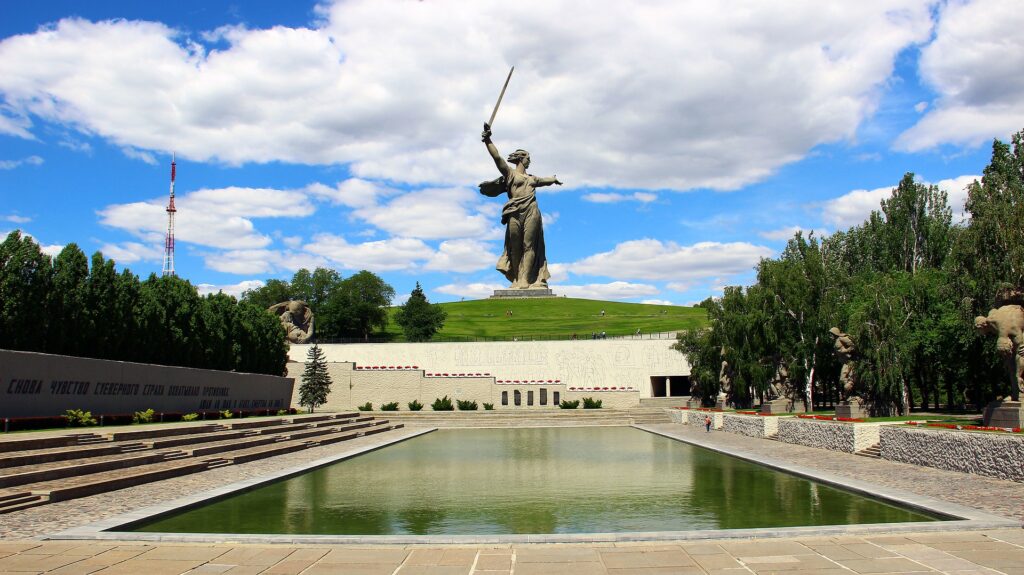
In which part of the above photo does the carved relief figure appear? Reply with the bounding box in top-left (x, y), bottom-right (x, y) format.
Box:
top-left (268, 300), bottom-right (314, 344)
top-left (975, 296), bottom-right (1024, 402)
top-left (718, 347), bottom-right (733, 401)
top-left (829, 327), bottom-right (858, 400)
top-left (767, 359), bottom-right (791, 401)
top-left (480, 124), bottom-right (562, 289)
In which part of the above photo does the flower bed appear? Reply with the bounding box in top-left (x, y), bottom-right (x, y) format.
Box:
top-left (496, 379), bottom-right (561, 385)
top-left (676, 406), bottom-right (723, 412)
top-left (905, 421), bottom-right (1022, 433)
top-left (566, 386), bottom-right (634, 392)
top-left (797, 414), bottom-right (866, 423)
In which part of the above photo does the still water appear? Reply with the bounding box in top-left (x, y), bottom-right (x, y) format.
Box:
top-left (131, 427), bottom-right (939, 535)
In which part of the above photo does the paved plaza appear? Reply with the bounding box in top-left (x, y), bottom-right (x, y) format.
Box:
top-left (1, 420), bottom-right (1023, 574)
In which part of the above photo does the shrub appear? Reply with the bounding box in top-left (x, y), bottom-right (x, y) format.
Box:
top-left (276, 409), bottom-right (290, 416)
top-left (582, 397), bottom-right (603, 409)
top-left (456, 399), bottom-right (478, 410)
top-left (357, 402), bottom-right (373, 411)
top-left (559, 399), bottom-right (580, 409)
top-left (482, 402), bottom-right (494, 410)
top-left (432, 396), bottom-right (454, 411)
top-left (182, 413), bottom-right (199, 422)
top-left (380, 402), bottom-right (399, 411)
top-left (220, 409), bottom-right (234, 419)
top-left (408, 400), bottom-right (424, 411)
top-left (132, 408), bottom-right (155, 424)
top-left (65, 409), bottom-right (97, 427)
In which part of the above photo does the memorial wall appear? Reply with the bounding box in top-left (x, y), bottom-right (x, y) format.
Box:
top-left (0, 349), bottom-right (294, 418)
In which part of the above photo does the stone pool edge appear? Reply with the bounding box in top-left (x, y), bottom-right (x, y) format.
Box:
top-left (45, 424), bottom-right (1019, 545)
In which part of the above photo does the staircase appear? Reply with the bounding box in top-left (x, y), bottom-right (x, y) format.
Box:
top-left (0, 412), bottom-right (407, 514)
top-left (377, 408), bottom-right (672, 428)
top-left (856, 443), bottom-right (881, 458)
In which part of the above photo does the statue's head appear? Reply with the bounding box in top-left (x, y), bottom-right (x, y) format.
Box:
top-left (507, 149), bottom-right (530, 168)
top-left (829, 327), bottom-right (842, 338)
top-left (286, 301), bottom-right (307, 320)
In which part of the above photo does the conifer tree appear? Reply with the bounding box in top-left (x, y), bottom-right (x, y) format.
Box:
top-left (299, 343), bottom-right (332, 412)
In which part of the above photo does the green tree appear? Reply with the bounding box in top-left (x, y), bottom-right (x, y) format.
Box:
top-left (394, 282), bottom-right (447, 342)
top-left (49, 244), bottom-right (91, 356)
top-left (240, 278), bottom-right (293, 310)
top-left (299, 343), bottom-right (332, 412)
top-left (326, 270), bottom-right (395, 340)
top-left (0, 231), bottom-right (52, 353)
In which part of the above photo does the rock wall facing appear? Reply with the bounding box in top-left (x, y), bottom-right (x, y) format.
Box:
top-left (685, 409), bottom-right (723, 429)
top-left (776, 418), bottom-right (880, 453)
top-left (723, 414), bottom-right (779, 438)
top-left (881, 426), bottom-right (1024, 483)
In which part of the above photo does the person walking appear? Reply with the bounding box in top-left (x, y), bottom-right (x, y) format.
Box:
top-left (704, 415), bottom-right (712, 433)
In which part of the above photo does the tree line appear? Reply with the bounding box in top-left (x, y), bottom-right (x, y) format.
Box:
top-left (676, 130), bottom-right (1024, 414)
top-left (0, 232), bottom-right (288, 375)
top-left (241, 269), bottom-right (446, 342)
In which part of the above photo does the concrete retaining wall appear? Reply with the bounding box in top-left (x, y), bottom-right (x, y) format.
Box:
top-left (723, 413), bottom-right (780, 438)
top-left (880, 425), bottom-right (1024, 483)
top-left (776, 418), bottom-right (880, 453)
top-left (1, 349), bottom-right (294, 418)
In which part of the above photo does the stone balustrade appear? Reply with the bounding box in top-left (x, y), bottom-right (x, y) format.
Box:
top-left (723, 413), bottom-right (779, 438)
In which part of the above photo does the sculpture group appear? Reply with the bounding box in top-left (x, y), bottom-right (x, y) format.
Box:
top-left (975, 289), bottom-right (1024, 403)
top-left (269, 301), bottom-right (314, 344)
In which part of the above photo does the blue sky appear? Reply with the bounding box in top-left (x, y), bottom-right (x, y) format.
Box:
top-left (1, 0), bottom-right (1021, 305)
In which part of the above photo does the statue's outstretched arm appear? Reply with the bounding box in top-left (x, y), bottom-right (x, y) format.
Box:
top-left (533, 175), bottom-right (563, 187)
top-left (482, 123), bottom-right (510, 177)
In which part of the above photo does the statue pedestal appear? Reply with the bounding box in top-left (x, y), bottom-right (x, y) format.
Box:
top-left (761, 398), bottom-right (805, 414)
top-left (836, 398), bottom-right (868, 419)
top-left (983, 400), bottom-right (1024, 428)
top-left (686, 399), bottom-right (703, 409)
top-left (490, 288), bottom-right (558, 299)
top-left (714, 394), bottom-right (729, 410)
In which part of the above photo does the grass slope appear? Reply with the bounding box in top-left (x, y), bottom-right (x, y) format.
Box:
top-left (384, 298), bottom-right (707, 341)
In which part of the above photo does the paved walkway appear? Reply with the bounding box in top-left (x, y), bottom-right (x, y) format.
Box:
top-left (1, 530), bottom-right (1024, 574)
top-left (3, 420), bottom-right (1024, 573)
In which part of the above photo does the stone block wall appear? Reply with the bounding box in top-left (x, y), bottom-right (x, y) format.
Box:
top-left (723, 413), bottom-right (779, 438)
top-left (685, 409), bottom-right (723, 429)
top-left (880, 426), bottom-right (1024, 482)
top-left (776, 418), bottom-right (880, 453)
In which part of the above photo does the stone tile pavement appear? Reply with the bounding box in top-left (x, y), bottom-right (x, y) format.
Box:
top-left (1, 530), bottom-right (1024, 574)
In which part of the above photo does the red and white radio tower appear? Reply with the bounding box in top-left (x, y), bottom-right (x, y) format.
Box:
top-left (161, 153), bottom-right (177, 276)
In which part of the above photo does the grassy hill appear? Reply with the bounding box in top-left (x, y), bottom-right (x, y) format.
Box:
top-left (382, 298), bottom-right (707, 341)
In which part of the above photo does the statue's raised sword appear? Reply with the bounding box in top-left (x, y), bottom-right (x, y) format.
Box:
top-left (486, 66), bottom-right (514, 129)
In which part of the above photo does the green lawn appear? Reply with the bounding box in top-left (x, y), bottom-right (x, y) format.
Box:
top-left (382, 298), bottom-right (708, 341)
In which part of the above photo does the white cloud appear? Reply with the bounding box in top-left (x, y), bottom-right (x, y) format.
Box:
top-left (305, 179), bottom-right (394, 209)
top-left (759, 225), bottom-right (827, 241)
top-left (354, 187), bottom-right (497, 240)
top-left (0, 155), bottom-right (43, 170)
top-left (582, 192), bottom-right (658, 204)
top-left (541, 211), bottom-right (559, 226)
top-left (99, 185), bottom-right (315, 250)
top-left (435, 282), bottom-right (505, 299)
top-left (896, 0), bottom-right (1024, 151)
top-left (547, 262), bottom-right (571, 284)
top-left (569, 239), bottom-right (773, 282)
top-left (0, 3), bottom-right (934, 190)
top-left (820, 185), bottom-right (892, 229)
top-left (821, 174), bottom-right (980, 229)
top-left (196, 279), bottom-right (265, 299)
top-left (424, 239), bottom-right (497, 273)
top-left (203, 249), bottom-right (326, 275)
top-left (558, 282), bottom-right (660, 300)
top-left (2, 214), bottom-right (31, 224)
top-left (914, 101), bottom-right (928, 113)
top-left (641, 299), bottom-right (676, 306)
top-left (121, 147), bottom-right (157, 165)
top-left (99, 241), bottom-right (164, 264)
top-left (304, 233), bottom-right (433, 272)
top-left (40, 244), bottom-right (64, 257)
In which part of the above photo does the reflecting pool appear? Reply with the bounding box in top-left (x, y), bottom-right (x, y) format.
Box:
top-left (131, 427), bottom-right (940, 535)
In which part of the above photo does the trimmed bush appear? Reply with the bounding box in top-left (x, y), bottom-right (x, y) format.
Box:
top-left (132, 408), bottom-right (155, 424)
top-left (432, 395), bottom-right (454, 411)
top-left (182, 413), bottom-right (199, 422)
top-left (357, 402), bottom-right (374, 411)
top-left (408, 400), bottom-right (424, 411)
top-left (482, 402), bottom-right (494, 410)
top-left (559, 399), bottom-right (580, 409)
top-left (220, 409), bottom-right (234, 419)
top-left (64, 409), bottom-right (97, 427)
top-left (380, 402), bottom-right (399, 411)
top-left (582, 397), bottom-right (603, 409)
top-left (276, 409), bottom-right (290, 416)
top-left (456, 399), bottom-right (478, 411)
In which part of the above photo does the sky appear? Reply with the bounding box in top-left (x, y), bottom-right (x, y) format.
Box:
top-left (1, 0), bottom-right (1022, 306)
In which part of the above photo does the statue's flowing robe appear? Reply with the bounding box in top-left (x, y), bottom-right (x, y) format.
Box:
top-left (479, 172), bottom-right (550, 287)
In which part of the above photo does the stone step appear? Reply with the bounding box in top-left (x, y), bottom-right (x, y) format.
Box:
top-left (0, 435), bottom-right (84, 454)
top-left (0, 442), bottom-right (144, 469)
top-left (0, 492), bottom-right (48, 514)
top-left (0, 451), bottom-right (178, 489)
top-left (856, 444), bottom-right (881, 458)
top-left (142, 429), bottom-right (255, 449)
top-left (104, 424), bottom-right (227, 442)
top-left (40, 459), bottom-right (214, 502)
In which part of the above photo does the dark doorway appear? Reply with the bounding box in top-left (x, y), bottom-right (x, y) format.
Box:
top-left (650, 375), bottom-right (690, 397)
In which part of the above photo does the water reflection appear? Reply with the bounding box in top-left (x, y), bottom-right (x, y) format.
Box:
top-left (134, 427), bottom-right (938, 535)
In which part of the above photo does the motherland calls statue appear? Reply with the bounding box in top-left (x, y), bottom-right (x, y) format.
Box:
top-left (829, 327), bottom-right (858, 400)
top-left (268, 300), bottom-right (314, 344)
top-left (975, 290), bottom-right (1024, 403)
top-left (478, 67), bottom-right (562, 290)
